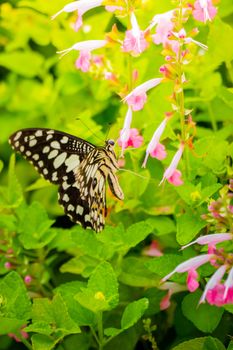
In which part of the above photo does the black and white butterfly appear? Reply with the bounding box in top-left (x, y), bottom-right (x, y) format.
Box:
top-left (9, 128), bottom-right (124, 232)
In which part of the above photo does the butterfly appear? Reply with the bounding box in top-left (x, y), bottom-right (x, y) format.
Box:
top-left (9, 128), bottom-right (124, 232)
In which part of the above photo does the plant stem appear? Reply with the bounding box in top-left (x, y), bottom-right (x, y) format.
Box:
top-left (97, 311), bottom-right (104, 350)
top-left (16, 334), bottom-right (33, 350)
top-left (176, 0), bottom-right (189, 177)
top-left (207, 102), bottom-right (217, 132)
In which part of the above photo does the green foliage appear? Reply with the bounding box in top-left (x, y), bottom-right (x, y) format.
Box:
top-left (0, 0), bottom-right (233, 349)
top-left (182, 291), bottom-right (224, 333)
top-left (0, 271), bottom-right (31, 334)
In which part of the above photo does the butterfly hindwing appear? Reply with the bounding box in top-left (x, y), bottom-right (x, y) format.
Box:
top-left (59, 150), bottom-right (107, 232)
top-left (9, 128), bottom-right (95, 184)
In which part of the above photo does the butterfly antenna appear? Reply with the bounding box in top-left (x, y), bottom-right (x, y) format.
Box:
top-left (119, 168), bottom-right (154, 181)
top-left (105, 123), bottom-right (113, 141)
top-left (76, 117), bottom-right (104, 144)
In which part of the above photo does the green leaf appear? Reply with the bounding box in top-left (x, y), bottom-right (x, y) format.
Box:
top-left (119, 257), bottom-right (160, 287)
top-left (176, 209), bottom-right (206, 245)
top-left (171, 337), bottom-right (225, 350)
top-left (75, 262), bottom-right (119, 312)
top-left (227, 341), bottom-right (233, 350)
top-left (60, 255), bottom-right (100, 278)
top-left (146, 216), bottom-right (176, 235)
top-left (0, 154), bottom-right (23, 209)
top-left (30, 294), bottom-right (81, 337)
top-left (206, 18), bottom-right (233, 69)
top-left (182, 291), bottom-right (224, 332)
top-left (17, 202), bottom-right (55, 249)
top-left (0, 214), bottom-right (17, 231)
top-left (123, 221), bottom-right (152, 248)
top-left (55, 282), bottom-right (95, 326)
top-left (0, 160), bottom-right (3, 173)
top-left (145, 254), bottom-right (184, 280)
top-left (121, 298), bottom-right (149, 330)
top-left (71, 228), bottom-right (109, 260)
top-left (0, 51), bottom-right (44, 77)
top-left (104, 298), bottom-right (149, 338)
top-left (0, 271), bottom-right (31, 334)
top-left (31, 334), bottom-right (56, 350)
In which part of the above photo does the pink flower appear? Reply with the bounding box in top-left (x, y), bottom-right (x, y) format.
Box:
top-left (57, 40), bottom-right (107, 73)
top-left (8, 326), bottom-right (29, 343)
top-left (206, 284), bottom-right (226, 306)
top-left (118, 129), bottom-right (143, 156)
top-left (24, 275), bottom-right (32, 285)
top-left (172, 29), bottom-right (208, 51)
top-left (150, 11), bottom-right (175, 45)
top-left (57, 39), bottom-right (107, 58)
top-left (181, 233), bottom-right (233, 250)
top-left (4, 261), bottom-right (12, 269)
top-left (143, 240), bottom-right (163, 257)
top-left (193, 0), bottom-right (217, 23)
top-left (159, 282), bottom-right (187, 310)
top-left (223, 267), bottom-right (233, 300)
top-left (75, 51), bottom-right (91, 72)
top-left (162, 254), bottom-right (213, 282)
top-left (187, 268), bottom-right (199, 292)
top-left (124, 78), bottom-right (162, 111)
top-left (160, 291), bottom-right (172, 310)
top-left (159, 143), bottom-right (184, 186)
top-left (52, 0), bottom-right (103, 32)
top-left (200, 265), bottom-right (227, 304)
top-left (105, 5), bottom-right (123, 12)
top-left (126, 92), bottom-right (147, 111)
top-left (122, 13), bottom-right (148, 56)
top-left (118, 107), bottom-right (132, 155)
top-left (142, 118), bottom-right (168, 168)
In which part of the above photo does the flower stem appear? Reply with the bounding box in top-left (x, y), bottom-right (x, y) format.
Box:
top-left (97, 311), bottom-right (104, 350)
top-left (176, 0), bottom-right (189, 177)
top-left (16, 334), bottom-right (32, 350)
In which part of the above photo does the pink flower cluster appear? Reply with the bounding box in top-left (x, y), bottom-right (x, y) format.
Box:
top-left (162, 233), bottom-right (233, 308)
top-left (52, 0), bottom-right (218, 187)
top-left (202, 180), bottom-right (233, 232)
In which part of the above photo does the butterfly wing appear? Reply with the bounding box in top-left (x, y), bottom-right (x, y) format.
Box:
top-left (9, 128), bottom-right (95, 185)
top-left (58, 151), bottom-right (107, 232)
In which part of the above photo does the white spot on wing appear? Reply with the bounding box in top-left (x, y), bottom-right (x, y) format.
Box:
top-left (76, 205), bottom-right (84, 215)
top-left (29, 139), bottom-right (37, 147)
top-left (53, 152), bottom-right (67, 169)
top-left (46, 134), bottom-right (53, 141)
top-left (35, 130), bottom-right (43, 137)
top-left (20, 146), bottom-right (25, 152)
top-left (65, 155), bottom-right (80, 172)
top-left (32, 154), bottom-right (39, 160)
top-left (68, 204), bottom-right (75, 211)
top-left (48, 149), bottom-right (58, 159)
top-left (63, 194), bottom-right (69, 202)
top-left (51, 141), bottom-right (61, 149)
top-left (43, 168), bottom-right (48, 175)
top-left (62, 182), bottom-right (70, 190)
top-left (38, 161), bottom-right (44, 168)
top-left (43, 146), bottom-right (50, 153)
top-left (14, 131), bottom-right (22, 141)
top-left (61, 136), bottom-right (69, 144)
top-left (52, 172), bottom-right (58, 182)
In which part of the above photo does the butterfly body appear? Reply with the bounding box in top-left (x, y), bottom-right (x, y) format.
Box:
top-left (9, 128), bottom-right (123, 232)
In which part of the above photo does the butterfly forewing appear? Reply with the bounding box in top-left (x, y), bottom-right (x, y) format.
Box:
top-left (9, 128), bottom-right (95, 184)
top-left (9, 128), bottom-right (124, 232)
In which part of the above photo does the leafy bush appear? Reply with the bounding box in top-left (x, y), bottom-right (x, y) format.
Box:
top-left (0, 0), bottom-right (233, 349)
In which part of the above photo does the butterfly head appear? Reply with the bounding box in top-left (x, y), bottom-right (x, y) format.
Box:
top-left (105, 139), bottom-right (115, 152)
top-left (106, 139), bottom-right (115, 146)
